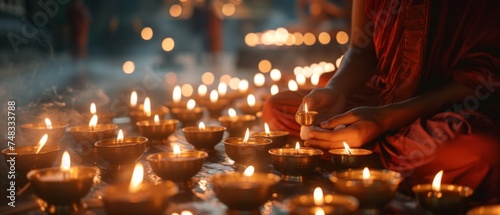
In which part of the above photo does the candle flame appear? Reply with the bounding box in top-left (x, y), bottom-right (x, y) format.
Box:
top-left (270, 84), bottom-right (279, 95)
top-left (89, 115), bottom-right (98, 130)
top-left (315, 208), bottom-right (325, 215)
top-left (117, 129), bottom-right (124, 144)
top-left (228, 108), bottom-right (237, 117)
top-left (154, 115), bottom-right (160, 123)
top-left (199, 122), bottom-right (205, 131)
top-left (129, 163), bottom-right (144, 193)
top-left (218, 82), bottom-right (227, 96)
top-left (44, 118), bottom-right (52, 129)
top-left (198, 84), bottom-right (207, 97)
top-left (313, 187), bottom-right (324, 206)
top-left (247, 94), bottom-right (256, 107)
top-left (61, 151), bottom-right (71, 171)
top-left (304, 102), bottom-right (309, 113)
top-left (144, 97), bottom-right (151, 117)
top-left (90, 103), bottom-right (96, 114)
top-left (264, 123), bottom-right (270, 136)
top-left (210, 90), bottom-right (219, 103)
top-left (187, 99), bottom-right (196, 110)
top-left (363, 167), bottom-right (370, 180)
top-left (173, 144), bottom-right (181, 156)
top-left (173, 85), bottom-right (182, 103)
top-left (432, 170), bottom-right (444, 192)
top-left (343, 142), bottom-right (352, 155)
top-left (130, 91), bottom-right (137, 107)
top-left (295, 142), bottom-right (301, 150)
top-left (238, 79), bottom-right (249, 93)
top-left (243, 128), bottom-right (250, 144)
top-left (243, 166), bottom-right (254, 177)
top-left (35, 134), bottom-right (48, 154)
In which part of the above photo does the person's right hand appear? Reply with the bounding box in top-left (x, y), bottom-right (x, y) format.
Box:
top-left (299, 87), bottom-right (347, 125)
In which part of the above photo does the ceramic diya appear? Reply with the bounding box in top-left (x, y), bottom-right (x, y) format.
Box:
top-left (268, 142), bottom-right (324, 182)
top-left (182, 122), bottom-right (226, 152)
top-left (136, 115), bottom-right (178, 145)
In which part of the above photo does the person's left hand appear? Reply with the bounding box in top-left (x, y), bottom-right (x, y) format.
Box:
top-left (304, 106), bottom-right (390, 149)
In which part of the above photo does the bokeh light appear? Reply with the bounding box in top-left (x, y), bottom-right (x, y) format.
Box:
top-left (318, 32), bottom-right (331, 44)
top-left (170, 4), bottom-right (182, 17)
top-left (245, 33), bottom-right (259, 47)
top-left (162, 37), bottom-right (175, 52)
top-left (181, 84), bottom-right (193, 97)
top-left (258, 59), bottom-right (272, 73)
top-left (303, 33), bottom-right (316, 46)
top-left (254, 73), bottom-right (265, 87)
top-left (229, 77), bottom-right (240, 90)
top-left (202, 71), bottom-right (215, 85)
top-left (222, 3), bottom-right (236, 16)
top-left (336, 31), bottom-right (349, 44)
top-left (270, 69), bottom-right (282, 82)
top-left (123, 61), bottom-right (135, 74)
top-left (141, 27), bottom-right (153, 40)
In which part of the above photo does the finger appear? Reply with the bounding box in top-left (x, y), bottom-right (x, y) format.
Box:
top-left (320, 111), bottom-right (358, 129)
top-left (307, 127), bottom-right (357, 142)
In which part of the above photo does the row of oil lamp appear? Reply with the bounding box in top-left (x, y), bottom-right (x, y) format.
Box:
top-left (2, 97), bottom-right (484, 214)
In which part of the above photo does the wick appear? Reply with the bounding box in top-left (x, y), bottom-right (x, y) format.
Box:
top-left (347, 150), bottom-right (352, 155)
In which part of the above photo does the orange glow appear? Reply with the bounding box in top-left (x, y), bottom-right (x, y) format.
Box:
top-left (295, 142), bottom-right (300, 150)
top-left (198, 84), bottom-right (207, 97)
top-left (303, 32), bottom-right (316, 46)
top-left (296, 74), bottom-right (306, 86)
top-left (117, 129), bottom-right (124, 144)
top-left (173, 85), bottom-right (182, 103)
top-left (35, 134), bottom-right (48, 154)
top-left (129, 163), bottom-right (144, 193)
top-left (45, 118), bottom-right (52, 129)
top-left (123, 61), bottom-right (135, 74)
top-left (222, 3), bottom-right (236, 16)
top-left (162, 37), bottom-right (175, 52)
top-left (336, 31), bottom-right (349, 44)
top-left (293, 32), bottom-right (304, 45)
top-left (238, 79), bottom-right (249, 93)
top-left (218, 82), bottom-right (228, 96)
top-left (154, 115), bottom-right (160, 124)
top-left (173, 144), bottom-right (181, 156)
top-left (432, 170), bottom-right (444, 191)
top-left (202, 72), bottom-right (215, 85)
top-left (130, 91), bottom-right (137, 107)
top-left (288, 80), bottom-right (298, 91)
top-left (181, 84), bottom-right (193, 97)
top-left (141, 27), bottom-right (153, 40)
top-left (243, 166), bottom-right (254, 177)
top-left (311, 73), bottom-right (321, 86)
top-left (220, 74), bottom-right (231, 84)
top-left (285, 33), bottom-right (296, 46)
top-left (315, 208), bottom-right (325, 215)
top-left (169, 4), bottom-right (182, 17)
top-left (229, 77), bottom-right (240, 90)
top-left (228, 108), bottom-right (237, 117)
top-left (143, 97), bottom-right (151, 117)
top-left (245, 33), bottom-right (259, 47)
top-left (318, 32), bottom-right (331, 44)
top-left (258, 59), bottom-right (272, 73)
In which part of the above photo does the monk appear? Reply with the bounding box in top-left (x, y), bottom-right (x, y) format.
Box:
top-left (262, 0), bottom-right (500, 201)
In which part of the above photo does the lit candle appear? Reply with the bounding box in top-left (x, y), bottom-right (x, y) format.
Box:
top-left (45, 118), bottom-right (52, 129)
top-left (228, 108), bottom-right (237, 119)
top-left (154, 115), bottom-right (160, 125)
top-left (218, 82), bottom-right (227, 97)
top-left (130, 91), bottom-right (137, 108)
top-left (243, 128), bottom-right (250, 144)
top-left (173, 144), bottom-right (181, 158)
top-left (90, 103), bottom-right (97, 115)
top-left (143, 97), bottom-right (151, 117)
top-left (170, 98), bottom-right (205, 127)
top-left (268, 142), bottom-right (323, 182)
top-left (432, 170), bottom-right (443, 192)
top-left (173, 85), bottom-right (182, 104)
top-left (89, 115), bottom-right (98, 131)
top-left (264, 123), bottom-right (270, 136)
top-left (313, 187), bottom-right (324, 206)
top-left (344, 142), bottom-right (352, 155)
top-left (250, 122), bottom-right (289, 148)
top-left (128, 163), bottom-right (143, 193)
top-left (198, 84), bottom-right (207, 97)
top-left (238, 79), bottom-right (249, 93)
top-left (247, 94), bottom-right (256, 107)
top-left (243, 165), bottom-right (254, 178)
top-left (187, 99), bottom-right (196, 110)
top-left (254, 73), bottom-right (265, 87)
top-left (286, 186), bottom-right (359, 215)
top-left (295, 142), bottom-right (300, 155)
top-left (117, 129), bottom-right (124, 145)
top-left (329, 142), bottom-right (373, 170)
top-left (210, 90), bottom-right (218, 104)
top-left (199, 122), bottom-right (205, 131)
top-left (35, 134), bottom-right (48, 154)
top-left (296, 102), bottom-right (318, 126)
top-left (182, 121), bottom-right (226, 152)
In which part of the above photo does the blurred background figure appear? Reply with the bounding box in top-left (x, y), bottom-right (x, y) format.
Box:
top-left (290, 0), bottom-right (351, 33)
top-left (68, 0), bottom-right (90, 67)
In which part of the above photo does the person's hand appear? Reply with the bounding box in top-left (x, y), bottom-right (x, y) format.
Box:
top-left (304, 106), bottom-right (390, 149)
top-left (299, 87), bottom-right (347, 125)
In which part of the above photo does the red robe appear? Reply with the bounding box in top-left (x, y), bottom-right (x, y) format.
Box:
top-left (262, 0), bottom-right (500, 200)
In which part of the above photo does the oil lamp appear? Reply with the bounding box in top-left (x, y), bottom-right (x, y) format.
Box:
top-left (200, 90), bottom-right (231, 118)
top-left (330, 167), bottom-right (402, 209)
top-left (2, 134), bottom-right (60, 187)
top-left (329, 142), bottom-right (373, 170)
top-left (286, 187), bottom-right (359, 215)
top-left (223, 129), bottom-right (272, 169)
top-left (27, 151), bottom-right (98, 214)
top-left (251, 123), bottom-right (289, 148)
top-left (165, 85), bottom-right (188, 109)
top-left (412, 170), bottom-right (474, 214)
top-left (467, 204), bottom-right (500, 215)
top-left (170, 99), bottom-right (206, 127)
top-left (210, 166), bottom-right (280, 210)
top-left (103, 163), bottom-right (179, 215)
top-left (296, 102), bottom-right (318, 126)
top-left (148, 144), bottom-right (208, 190)
top-left (20, 117), bottom-right (67, 146)
top-left (68, 115), bottom-right (117, 159)
top-left (130, 97), bottom-right (168, 125)
top-left (268, 142), bottom-right (323, 182)
top-left (94, 129), bottom-right (147, 166)
top-left (182, 122), bottom-right (226, 152)
top-left (218, 108), bottom-right (256, 137)
top-left (136, 114), bottom-right (179, 145)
